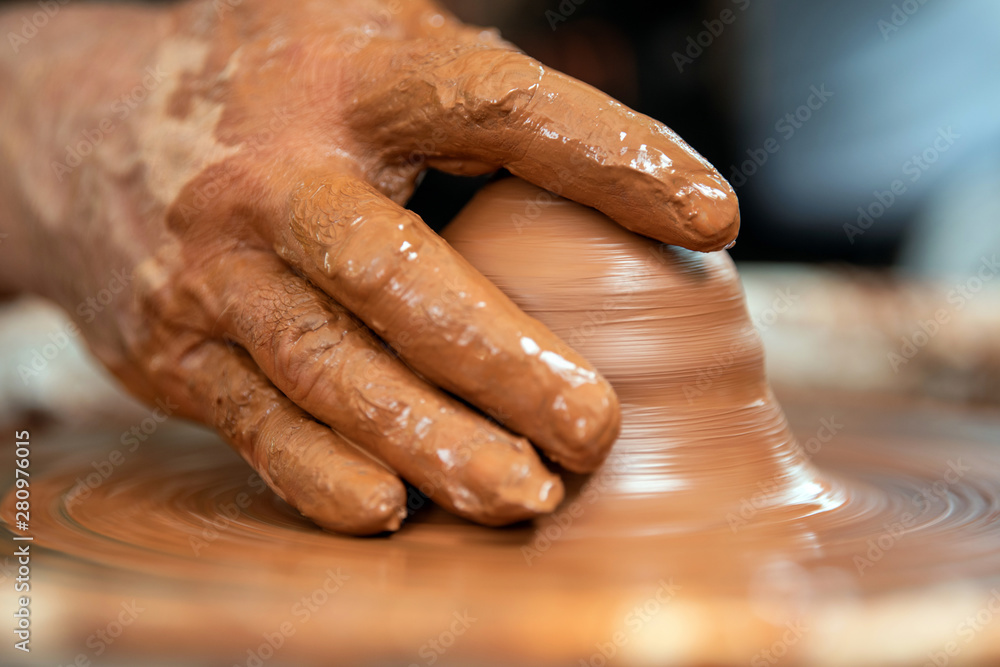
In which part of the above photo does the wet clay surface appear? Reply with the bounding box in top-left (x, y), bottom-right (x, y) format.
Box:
top-left (4, 180), bottom-right (1000, 666)
top-left (5, 0), bottom-right (743, 533)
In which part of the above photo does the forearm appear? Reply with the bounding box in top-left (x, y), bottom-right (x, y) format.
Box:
top-left (0, 3), bottom-right (173, 301)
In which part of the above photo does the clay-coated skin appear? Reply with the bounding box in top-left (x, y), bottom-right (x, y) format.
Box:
top-left (0, 0), bottom-right (739, 533)
top-left (6, 179), bottom-right (1000, 666)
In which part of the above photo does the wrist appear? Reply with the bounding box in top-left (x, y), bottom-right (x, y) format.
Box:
top-left (0, 3), bottom-right (173, 300)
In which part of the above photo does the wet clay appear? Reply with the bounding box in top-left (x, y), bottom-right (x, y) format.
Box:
top-left (5, 178), bottom-right (1000, 666)
top-left (1, 0), bottom-right (745, 534)
top-left (445, 178), bottom-right (838, 529)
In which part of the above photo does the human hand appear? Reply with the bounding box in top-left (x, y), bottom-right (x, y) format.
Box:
top-left (0, 0), bottom-right (738, 534)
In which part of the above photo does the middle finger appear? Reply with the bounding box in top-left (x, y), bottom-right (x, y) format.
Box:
top-left (264, 173), bottom-right (621, 472)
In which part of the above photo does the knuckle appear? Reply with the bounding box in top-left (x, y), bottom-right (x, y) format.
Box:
top-left (449, 48), bottom-right (542, 125)
top-left (287, 178), bottom-right (403, 286)
top-left (289, 178), bottom-right (375, 252)
top-left (271, 309), bottom-right (349, 404)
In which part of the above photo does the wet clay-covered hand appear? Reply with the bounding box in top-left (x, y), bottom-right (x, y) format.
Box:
top-left (0, 0), bottom-right (738, 534)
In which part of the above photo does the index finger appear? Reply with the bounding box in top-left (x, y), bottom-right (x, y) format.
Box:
top-left (266, 174), bottom-right (620, 473)
top-left (347, 43), bottom-right (739, 251)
